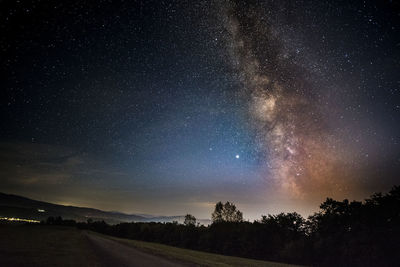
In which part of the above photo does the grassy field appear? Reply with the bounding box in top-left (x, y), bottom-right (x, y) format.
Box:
top-left (98, 232), bottom-right (302, 267)
top-left (0, 223), bottom-right (101, 266)
top-left (0, 223), bottom-right (302, 266)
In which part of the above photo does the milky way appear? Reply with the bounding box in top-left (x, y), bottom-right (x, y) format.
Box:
top-left (222, 1), bottom-right (369, 200)
top-left (1, 0), bottom-right (399, 218)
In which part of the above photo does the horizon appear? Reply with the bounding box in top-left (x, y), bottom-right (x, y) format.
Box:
top-left (1, 185), bottom-right (394, 222)
top-left (1, 0), bottom-right (399, 222)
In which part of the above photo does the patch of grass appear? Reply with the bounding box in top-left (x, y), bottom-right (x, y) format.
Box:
top-left (0, 224), bottom-right (100, 266)
top-left (99, 232), bottom-right (302, 267)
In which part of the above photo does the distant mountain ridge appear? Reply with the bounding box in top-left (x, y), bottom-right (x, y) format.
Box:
top-left (0, 192), bottom-right (210, 225)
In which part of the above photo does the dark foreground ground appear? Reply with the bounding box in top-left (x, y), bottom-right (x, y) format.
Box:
top-left (0, 224), bottom-right (185, 267)
top-left (0, 223), bottom-right (300, 267)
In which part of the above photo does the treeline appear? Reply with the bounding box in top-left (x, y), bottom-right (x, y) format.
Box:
top-left (44, 186), bottom-right (400, 266)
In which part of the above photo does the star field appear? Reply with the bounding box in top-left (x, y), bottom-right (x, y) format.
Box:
top-left (0, 0), bottom-right (399, 219)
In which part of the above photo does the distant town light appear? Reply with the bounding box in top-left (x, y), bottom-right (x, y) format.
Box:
top-left (37, 209), bottom-right (45, 212)
top-left (0, 217), bottom-right (40, 223)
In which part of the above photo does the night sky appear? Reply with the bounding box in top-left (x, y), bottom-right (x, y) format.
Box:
top-left (1, 0), bottom-right (399, 219)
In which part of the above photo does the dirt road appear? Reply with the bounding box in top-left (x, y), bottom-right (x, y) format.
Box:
top-left (85, 232), bottom-right (189, 267)
top-left (0, 225), bottom-right (296, 267)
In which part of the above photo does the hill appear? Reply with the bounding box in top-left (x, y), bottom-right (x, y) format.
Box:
top-left (0, 192), bottom-right (210, 225)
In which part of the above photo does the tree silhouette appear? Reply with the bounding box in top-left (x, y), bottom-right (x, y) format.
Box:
top-left (212, 201), bottom-right (243, 223)
top-left (261, 212), bottom-right (305, 234)
top-left (44, 186), bottom-right (400, 266)
top-left (184, 214), bottom-right (196, 226)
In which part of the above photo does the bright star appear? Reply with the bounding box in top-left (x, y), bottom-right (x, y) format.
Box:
top-left (235, 154), bottom-right (240, 159)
